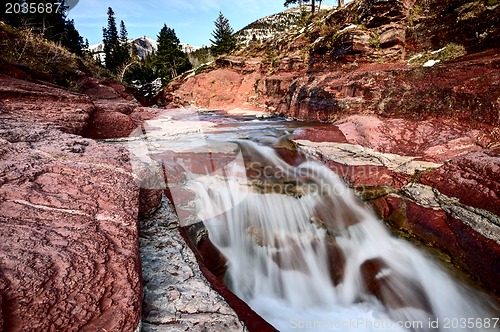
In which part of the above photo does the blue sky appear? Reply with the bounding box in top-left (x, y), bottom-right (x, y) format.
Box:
top-left (68, 0), bottom-right (347, 47)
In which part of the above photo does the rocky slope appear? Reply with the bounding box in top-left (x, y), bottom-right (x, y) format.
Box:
top-left (159, 0), bottom-right (500, 298)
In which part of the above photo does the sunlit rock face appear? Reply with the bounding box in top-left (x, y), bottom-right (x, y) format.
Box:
top-left (0, 65), bottom-right (164, 331)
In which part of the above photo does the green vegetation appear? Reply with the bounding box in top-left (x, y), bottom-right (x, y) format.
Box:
top-left (154, 24), bottom-right (191, 82)
top-left (456, 1), bottom-right (488, 21)
top-left (188, 47), bottom-right (214, 68)
top-left (0, 21), bottom-right (106, 85)
top-left (369, 32), bottom-right (380, 48)
top-left (102, 8), bottom-right (130, 73)
top-left (261, 46), bottom-right (280, 68)
top-left (409, 43), bottom-right (467, 66)
top-left (99, 8), bottom-right (192, 86)
top-left (408, 4), bottom-right (423, 26)
top-left (210, 12), bottom-right (238, 56)
top-left (438, 43), bottom-right (467, 61)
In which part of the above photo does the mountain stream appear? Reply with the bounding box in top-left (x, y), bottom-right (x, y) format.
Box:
top-left (123, 110), bottom-right (497, 332)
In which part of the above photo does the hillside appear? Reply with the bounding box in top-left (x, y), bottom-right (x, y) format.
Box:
top-left (163, 0), bottom-right (500, 123)
top-left (235, 5), bottom-right (335, 45)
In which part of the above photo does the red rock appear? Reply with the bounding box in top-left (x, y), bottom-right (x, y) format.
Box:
top-left (138, 187), bottom-right (163, 218)
top-left (0, 74), bottom-right (94, 135)
top-left (324, 160), bottom-right (411, 188)
top-left (76, 76), bottom-right (155, 140)
top-left (77, 77), bottom-right (134, 102)
top-left (421, 150), bottom-right (500, 216)
top-left (292, 126), bottom-right (348, 143)
top-left (445, 216), bottom-right (500, 295)
top-left (83, 110), bottom-right (137, 139)
top-left (373, 196), bottom-right (500, 295)
top-left (198, 238), bottom-right (228, 280)
top-left (360, 257), bottom-right (432, 313)
top-left (406, 0), bottom-right (499, 52)
top-left (158, 151), bottom-right (239, 177)
top-left (326, 238), bottom-right (345, 286)
top-left (0, 123), bottom-right (142, 331)
top-left (334, 115), bottom-right (490, 162)
top-left (0, 66), bottom-right (153, 331)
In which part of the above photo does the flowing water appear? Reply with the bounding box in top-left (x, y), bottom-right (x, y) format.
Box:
top-left (125, 110), bottom-right (497, 332)
top-left (189, 141), bottom-right (495, 332)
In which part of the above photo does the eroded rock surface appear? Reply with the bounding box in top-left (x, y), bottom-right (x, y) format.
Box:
top-left (0, 66), bottom-right (160, 331)
top-left (0, 121), bottom-right (142, 331)
top-left (140, 199), bottom-right (248, 332)
top-left (0, 74), bottom-right (94, 135)
top-left (78, 77), bottom-right (160, 139)
top-left (421, 150), bottom-right (500, 216)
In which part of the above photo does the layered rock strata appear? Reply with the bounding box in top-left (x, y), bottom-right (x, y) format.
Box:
top-left (290, 115), bottom-right (500, 295)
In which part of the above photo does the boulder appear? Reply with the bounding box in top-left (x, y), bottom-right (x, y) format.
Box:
top-left (83, 110), bottom-right (137, 139)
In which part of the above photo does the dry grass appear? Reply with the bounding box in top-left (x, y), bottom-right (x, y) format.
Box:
top-left (1, 22), bottom-right (76, 72)
top-left (0, 21), bottom-right (109, 87)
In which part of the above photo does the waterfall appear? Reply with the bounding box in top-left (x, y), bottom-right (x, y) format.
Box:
top-left (187, 140), bottom-right (495, 332)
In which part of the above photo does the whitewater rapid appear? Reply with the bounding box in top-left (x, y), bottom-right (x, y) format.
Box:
top-left (189, 141), bottom-right (495, 332)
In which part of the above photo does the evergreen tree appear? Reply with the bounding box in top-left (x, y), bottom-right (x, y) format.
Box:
top-left (154, 24), bottom-right (191, 82)
top-left (102, 7), bottom-right (119, 71)
top-left (119, 20), bottom-right (128, 43)
top-left (64, 19), bottom-right (84, 55)
top-left (117, 20), bottom-right (131, 68)
top-left (102, 9), bottom-right (131, 73)
top-left (210, 12), bottom-right (237, 56)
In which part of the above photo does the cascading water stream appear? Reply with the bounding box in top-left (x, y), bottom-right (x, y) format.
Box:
top-left (188, 140), bottom-right (496, 332)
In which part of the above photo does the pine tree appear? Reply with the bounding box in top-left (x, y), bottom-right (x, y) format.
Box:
top-left (102, 7), bottom-right (119, 71)
top-left (64, 19), bottom-right (84, 55)
top-left (117, 20), bottom-right (131, 67)
top-left (154, 24), bottom-right (191, 82)
top-left (210, 12), bottom-right (237, 56)
top-left (101, 9), bottom-right (130, 72)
